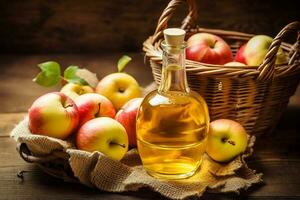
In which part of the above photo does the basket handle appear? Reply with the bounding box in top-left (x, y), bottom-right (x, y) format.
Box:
top-left (257, 21), bottom-right (300, 80)
top-left (151, 0), bottom-right (198, 44)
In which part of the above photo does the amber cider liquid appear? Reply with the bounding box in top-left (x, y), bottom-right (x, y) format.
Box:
top-left (136, 90), bottom-right (209, 179)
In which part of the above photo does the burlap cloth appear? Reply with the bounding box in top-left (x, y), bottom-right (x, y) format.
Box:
top-left (11, 116), bottom-right (262, 199)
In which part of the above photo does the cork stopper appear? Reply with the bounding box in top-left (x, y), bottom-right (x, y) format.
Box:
top-left (163, 28), bottom-right (186, 46)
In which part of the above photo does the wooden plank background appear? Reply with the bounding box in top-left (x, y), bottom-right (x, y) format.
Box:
top-left (0, 0), bottom-right (299, 53)
top-left (0, 53), bottom-right (153, 113)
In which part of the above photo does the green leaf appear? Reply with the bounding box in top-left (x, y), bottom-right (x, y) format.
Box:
top-left (117, 55), bottom-right (132, 72)
top-left (33, 61), bottom-right (61, 87)
top-left (64, 66), bottom-right (88, 85)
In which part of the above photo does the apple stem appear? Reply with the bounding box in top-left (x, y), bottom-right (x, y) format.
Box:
top-left (63, 104), bottom-right (73, 109)
top-left (97, 103), bottom-right (101, 114)
top-left (118, 88), bottom-right (125, 93)
top-left (227, 140), bottom-right (236, 146)
top-left (78, 89), bottom-right (83, 95)
top-left (60, 75), bottom-right (84, 87)
top-left (60, 76), bottom-right (69, 85)
top-left (110, 142), bottom-right (126, 148)
top-left (213, 40), bottom-right (217, 47)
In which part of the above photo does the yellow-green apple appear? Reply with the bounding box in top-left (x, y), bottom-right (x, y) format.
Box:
top-left (235, 43), bottom-right (247, 64)
top-left (244, 35), bottom-right (287, 66)
top-left (60, 82), bottom-right (94, 100)
top-left (115, 98), bottom-right (143, 147)
top-left (96, 73), bottom-right (142, 110)
top-left (28, 92), bottom-right (79, 139)
top-left (76, 117), bottom-right (128, 160)
top-left (224, 61), bottom-right (246, 66)
top-left (206, 119), bottom-right (248, 162)
top-left (186, 33), bottom-right (233, 65)
top-left (75, 93), bottom-right (116, 126)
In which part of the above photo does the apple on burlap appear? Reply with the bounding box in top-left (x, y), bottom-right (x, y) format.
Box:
top-left (28, 92), bottom-right (79, 140)
top-left (60, 82), bottom-right (94, 100)
top-left (74, 93), bottom-right (116, 126)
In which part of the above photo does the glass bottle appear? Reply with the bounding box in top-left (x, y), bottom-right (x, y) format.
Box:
top-left (136, 28), bottom-right (210, 179)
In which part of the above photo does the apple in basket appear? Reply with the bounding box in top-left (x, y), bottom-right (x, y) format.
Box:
top-left (115, 98), bottom-right (143, 147)
top-left (186, 33), bottom-right (233, 65)
top-left (76, 117), bottom-right (128, 160)
top-left (60, 82), bottom-right (94, 100)
top-left (206, 119), bottom-right (248, 162)
top-left (28, 92), bottom-right (79, 139)
top-left (96, 56), bottom-right (142, 110)
top-left (75, 93), bottom-right (116, 126)
top-left (244, 35), bottom-right (287, 66)
top-left (235, 43), bottom-right (247, 64)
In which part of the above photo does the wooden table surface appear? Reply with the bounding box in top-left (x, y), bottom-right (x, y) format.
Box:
top-left (1, 53), bottom-right (300, 200)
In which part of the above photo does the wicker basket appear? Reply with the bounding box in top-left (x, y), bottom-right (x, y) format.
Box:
top-left (143, 0), bottom-right (300, 135)
top-left (17, 143), bottom-right (78, 183)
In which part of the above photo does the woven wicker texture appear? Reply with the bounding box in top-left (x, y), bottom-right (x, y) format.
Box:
top-left (11, 117), bottom-right (262, 199)
top-left (143, 0), bottom-right (300, 135)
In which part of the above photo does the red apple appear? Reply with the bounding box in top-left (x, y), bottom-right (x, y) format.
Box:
top-left (186, 33), bottom-right (233, 65)
top-left (76, 117), bottom-right (128, 160)
top-left (115, 98), bottom-right (143, 147)
top-left (28, 92), bottom-right (79, 139)
top-left (75, 93), bottom-right (116, 126)
top-left (235, 43), bottom-right (247, 64)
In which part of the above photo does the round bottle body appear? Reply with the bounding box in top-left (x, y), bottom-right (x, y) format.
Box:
top-left (136, 90), bottom-right (209, 179)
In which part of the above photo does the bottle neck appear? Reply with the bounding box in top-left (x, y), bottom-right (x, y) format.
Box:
top-left (158, 42), bottom-right (190, 93)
